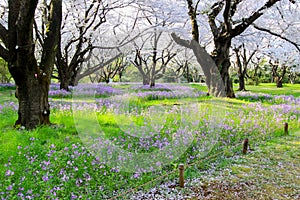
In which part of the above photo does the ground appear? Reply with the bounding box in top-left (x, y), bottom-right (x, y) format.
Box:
top-left (186, 131), bottom-right (300, 199)
top-left (132, 130), bottom-right (300, 200)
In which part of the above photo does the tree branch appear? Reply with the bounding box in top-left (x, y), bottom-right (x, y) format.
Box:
top-left (230, 0), bottom-right (243, 17)
top-left (223, 0), bottom-right (232, 32)
top-left (231, 0), bottom-right (281, 38)
top-left (186, 0), bottom-right (199, 42)
top-left (253, 24), bottom-right (300, 53)
top-left (40, 0), bottom-right (62, 76)
top-left (78, 53), bottom-right (122, 79)
top-left (171, 33), bottom-right (192, 49)
top-left (208, 1), bottom-right (224, 38)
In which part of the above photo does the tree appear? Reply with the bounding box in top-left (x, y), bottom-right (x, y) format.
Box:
top-left (90, 55), bottom-right (128, 83)
top-left (0, 0), bottom-right (61, 128)
top-left (288, 66), bottom-right (300, 84)
top-left (269, 59), bottom-right (288, 88)
top-left (173, 0), bottom-right (296, 97)
top-left (130, 26), bottom-right (177, 87)
top-left (233, 44), bottom-right (258, 91)
top-left (251, 1), bottom-right (300, 86)
top-left (55, 0), bottom-right (135, 90)
top-left (55, 0), bottom-right (108, 91)
top-left (248, 56), bottom-right (266, 85)
top-left (131, 37), bottom-right (177, 87)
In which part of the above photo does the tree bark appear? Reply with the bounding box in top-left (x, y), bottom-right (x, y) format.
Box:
top-left (238, 74), bottom-right (246, 91)
top-left (212, 38), bottom-right (235, 97)
top-left (142, 75), bottom-right (150, 85)
top-left (6, 0), bottom-right (61, 129)
top-left (276, 79), bottom-right (283, 88)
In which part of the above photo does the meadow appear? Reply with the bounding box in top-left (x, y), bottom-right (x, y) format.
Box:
top-left (0, 83), bottom-right (299, 199)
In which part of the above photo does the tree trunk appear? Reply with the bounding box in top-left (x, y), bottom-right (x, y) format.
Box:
top-left (238, 74), bottom-right (246, 91)
top-left (1, 0), bottom-right (61, 129)
top-left (150, 77), bottom-right (155, 87)
top-left (11, 53), bottom-right (51, 128)
top-left (142, 75), bottom-right (150, 85)
top-left (16, 75), bottom-right (50, 128)
top-left (69, 68), bottom-right (80, 86)
top-left (171, 34), bottom-right (226, 97)
top-left (60, 76), bottom-right (70, 91)
top-left (212, 38), bottom-right (235, 98)
top-left (234, 47), bottom-right (247, 91)
top-left (57, 63), bottom-right (71, 91)
top-left (276, 78), bottom-right (283, 88)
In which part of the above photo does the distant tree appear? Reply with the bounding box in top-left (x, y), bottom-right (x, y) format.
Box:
top-left (0, 0), bottom-right (61, 128)
top-left (131, 32), bottom-right (177, 87)
top-left (233, 44), bottom-right (258, 91)
top-left (269, 59), bottom-right (288, 88)
top-left (288, 66), bottom-right (300, 84)
top-left (92, 56), bottom-right (128, 83)
top-left (248, 56), bottom-right (267, 85)
top-left (55, 0), bottom-right (133, 90)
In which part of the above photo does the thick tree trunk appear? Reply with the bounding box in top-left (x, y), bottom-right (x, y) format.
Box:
top-left (149, 64), bottom-right (156, 87)
top-left (58, 64), bottom-right (71, 91)
top-left (238, 75), bottom-right (246, 91)
top-left (60, 76), bottom-right (70, 91)
top-left (212, 39), bottom-right (235, 98)
top-left (171, 34), bottom-right (226, 97)
top-left (16, 76), bottom-right (50, 128)
top-left (69, 69), bottom-right (80, 86)
top-left (4, 0), bottom-right (61, 129)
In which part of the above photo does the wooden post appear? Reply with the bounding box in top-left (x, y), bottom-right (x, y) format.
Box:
top-left (179, 164), bottom-right (184, 188)
top-left (242, 138), bottom-right (249, 154)
top-left (284, 122), bottom-right (288, 135)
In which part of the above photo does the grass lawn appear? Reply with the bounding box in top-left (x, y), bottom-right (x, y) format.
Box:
top-left (241, 83), bottom-right (300, 97)
top-left (0, 83), bottom-right (299, 199)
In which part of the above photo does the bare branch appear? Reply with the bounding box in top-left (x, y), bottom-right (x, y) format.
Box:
top-left (186, 0), bottom-right (199, 42)
top-left (79, 53), bottom-right (122, 79)
top-left (171, 32), bottom-right (192, 49)
top-left (39, 0), bottom-right (62, 75)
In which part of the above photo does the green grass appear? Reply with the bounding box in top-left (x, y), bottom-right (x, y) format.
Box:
top-left (241, 83), bottom-right (300, 97)
top-left (191, 83), bottom-right (300, 97)
top-left (0, 83), bottom-right (299, 199)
